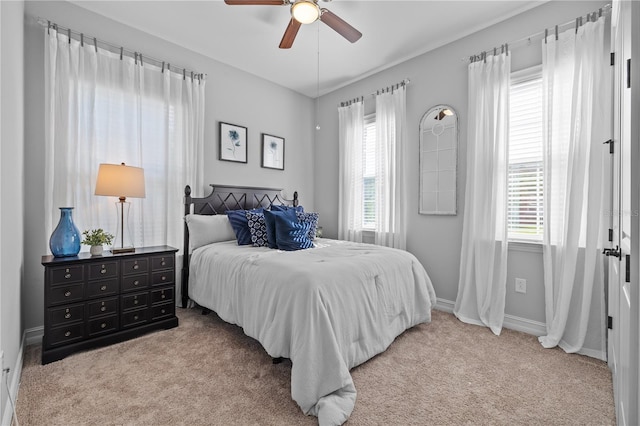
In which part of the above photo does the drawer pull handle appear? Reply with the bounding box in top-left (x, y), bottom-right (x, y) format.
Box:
top-left (161, 294), bottom-right (166, 299)
top-left (161, 309), bottom-right (166, 314)
top-left (100, 306), bottom-right (106, 312)
top-left (100, 285), bottom-right (107, 291)
top-left (161, 276), bottom-right (166, 281)
top-left (100, 269), bottom-right (106, 274)
top-left (101, 323), bottom-right (107, 329)
top-left (134, 315), bottom-right (139, 320)
top-left (161, 261), bottom-right (166, 266)
top-left (134, 300), bottom-right (138, 305)
top-left (133, 280), bottom-right (139, 286)
top-left (64, 291), bottom-right (71, 297)
top-left (64, 313), bottom-right (71, 319)
top-left (64, 331), bottom-right (71, 337)
top-left (64, 273), bottom-right (72, 279)
top-left (133, 264), bottom-right (139, 270)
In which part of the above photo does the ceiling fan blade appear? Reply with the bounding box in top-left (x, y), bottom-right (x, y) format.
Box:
top-left (279, 18), bottom-right (301, 49)
top-left (224, 0), bottom-right (285, 5)
top-left (320, 9), bottom-right (362, 43)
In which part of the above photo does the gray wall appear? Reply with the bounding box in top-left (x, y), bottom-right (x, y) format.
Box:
top-left (22, 1), bottom-right (315, 331)
top-left (1, 0), bottom-right (25, 417)
top-left (314, 0), bottom-right (607, 336)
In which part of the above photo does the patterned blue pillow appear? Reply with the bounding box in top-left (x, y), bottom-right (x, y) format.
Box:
top-left (263, 209), bottom-right (297, 249)
top-left (296, 211), bottom-right (319, 241)
top-left (245, 211), bottom-right (268, 247)
top-left (227, 208), bottom-right (263, 245)
top-left (274, 214), bottom-right (313, 251)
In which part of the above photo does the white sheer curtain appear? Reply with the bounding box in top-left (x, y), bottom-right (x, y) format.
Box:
top-left (539, 16), bottom-right (609, 355)
top-left (454, 52), bottom-right (510, 335)
top-left (338, 100), bottom-right (364, 242)
top-left (44, 29), bottom-right (205, 303)
top-left (374, 86), bottom-right (407, 250)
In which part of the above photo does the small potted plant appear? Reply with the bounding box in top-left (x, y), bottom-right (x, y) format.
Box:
top-left (82, 229), bottom-right (114, 256)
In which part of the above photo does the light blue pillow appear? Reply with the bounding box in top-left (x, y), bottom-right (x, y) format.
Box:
top-left (296, 211), bottom-right (319, 241)
top-left (274, 214), bottom-right (313, 251)
top-left (263, 209), bottom-right (297, 249)
top-left (245, 211), bottom-right (268, 247)
top-left (227, 208), bottom-right (264, 245)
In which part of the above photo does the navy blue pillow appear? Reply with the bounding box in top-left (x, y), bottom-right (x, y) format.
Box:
top-left (227, 208), bottom-right (263, 245)
top-left (271, 204), bottom-right (304, 213)
top-left (274, 214), bottom-right (313, 251)
top-left (263, 209), bottom-right (297, 249)
top-left (296, 211), bottom-right (319, 241)
top-left (245, 211), bottom-right (268, 247)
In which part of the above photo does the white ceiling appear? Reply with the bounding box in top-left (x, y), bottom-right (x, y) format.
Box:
top-left (71, 0), bottom-right (547, 98)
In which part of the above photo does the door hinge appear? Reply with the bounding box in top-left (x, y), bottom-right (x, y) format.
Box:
top-left (626, 254), bottom-right (630, 282)
top-left (603, 245), bottom-right (622, 259)
top-left (608, 315), bottom-right (613, 329)
top-left (608, 228), bottom-right (613, 242)
top-left (604, 139), bottom-right (614, 154)
top-left (627, 58), bottom-right (631, 88)
top-left (611, 52), bottom-right (615, 66)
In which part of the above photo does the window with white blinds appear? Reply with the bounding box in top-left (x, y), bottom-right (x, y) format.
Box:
top-left (508, 66), bottom-right (544, 241)
top-left (362, 114), bottom-right (376, 229)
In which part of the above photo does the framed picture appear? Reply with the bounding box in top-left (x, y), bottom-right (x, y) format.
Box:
top-left (261, 133), bottom-right (285, 170)
top-left (219, 122), bottom-right (247, 163)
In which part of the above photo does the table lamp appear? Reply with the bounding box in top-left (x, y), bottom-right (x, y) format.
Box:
top-left (95, 163), bottom-right (146, 253)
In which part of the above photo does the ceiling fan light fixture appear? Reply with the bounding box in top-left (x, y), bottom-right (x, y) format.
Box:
top-left (291, 0), bottom-right (320, 24)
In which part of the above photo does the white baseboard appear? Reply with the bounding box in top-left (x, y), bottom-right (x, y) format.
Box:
top-left (25, 326), bottom-right (43, 347)
top-left (434, 298), bottom-right (546, 336)
top-left (2, 335), bottom-right (24, 426)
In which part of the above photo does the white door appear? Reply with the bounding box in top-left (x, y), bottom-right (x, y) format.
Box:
top-left (608, 2), bottom-right (639, 425)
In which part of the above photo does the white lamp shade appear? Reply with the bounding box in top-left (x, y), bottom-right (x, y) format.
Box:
top-left (95, 163), bottom-right (146, 198)
top-left (292, 1), bottom-right (320, 24)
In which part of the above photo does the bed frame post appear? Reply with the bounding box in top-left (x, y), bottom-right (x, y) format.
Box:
top-left (182, 185), bottom-right (192, 308)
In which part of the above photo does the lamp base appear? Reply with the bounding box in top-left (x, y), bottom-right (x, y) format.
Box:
top-left (112, 247), bottom-right (136, 254)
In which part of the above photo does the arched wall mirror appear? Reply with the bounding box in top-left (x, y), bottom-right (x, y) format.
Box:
top-left (419, 105), bottom-right (458, 215)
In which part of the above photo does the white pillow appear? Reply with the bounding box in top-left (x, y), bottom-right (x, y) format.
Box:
top-left (185, 214), bottom-right (236, 250)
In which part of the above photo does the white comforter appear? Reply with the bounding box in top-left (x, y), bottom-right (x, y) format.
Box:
top-left (189, 238), bottom-right (437, 425)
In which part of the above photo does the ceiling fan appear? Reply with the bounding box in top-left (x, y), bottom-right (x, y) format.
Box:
top-left (224, 0), bottom-right (363, 49)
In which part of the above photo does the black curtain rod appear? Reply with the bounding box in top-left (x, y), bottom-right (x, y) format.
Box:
top-left (339, 78), bottom-right (410, 107)
top-left (37, 17), bottom-right (207, 81)
top-left (467, 3), bottom-right (611, 62)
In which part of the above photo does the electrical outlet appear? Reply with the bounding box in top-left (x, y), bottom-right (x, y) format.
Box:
top-left (515, 278), bottom-right (527, 294)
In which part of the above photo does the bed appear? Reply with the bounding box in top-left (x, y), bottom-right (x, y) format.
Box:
top-left (182, 184), bottom-right (437, 425)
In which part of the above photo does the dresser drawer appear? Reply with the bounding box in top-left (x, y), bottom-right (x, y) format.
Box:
top-left (151, 271), bottom-right (174, 286)
top-left (122, 258), bottom-right (149, 276)
top-left (47, 323), bottom-right (85, 347)
top-left (121, 292), bottom-right (149, 311)
top-left (151, 302), bottom-right (174, 321)
top-left (151, 287), bottom-right (174, 305)
top-left (88, 261), bottom-right (118, 280)
top-left (151, 255), bottom-right (174, 271)
top-left (122, 274), bottom-right (149, 292)
top-left (48, 303), bottom-right (85, 327)
top-left (86, 279), bottom-right (119, 299)
top-left (121, 308), bottom-right (149, 328)
top-left (88, 315), bottom-right (118, 336)
top-left (48, 283), bottom-right (84, 306)
top-left (87, 297), bottom-right (118, 318)
top-left (50, 265), bottom-right (84, 285)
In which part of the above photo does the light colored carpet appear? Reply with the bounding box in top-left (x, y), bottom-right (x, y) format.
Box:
top-left (15, 308), bottom-right (615, 425)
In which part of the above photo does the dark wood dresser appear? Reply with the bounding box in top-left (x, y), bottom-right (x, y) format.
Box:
top-left (41, 245), bottom-right (179, 364)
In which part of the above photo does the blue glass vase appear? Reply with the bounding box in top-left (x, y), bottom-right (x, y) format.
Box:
top-left (49, 207), bottom-right (81, 257)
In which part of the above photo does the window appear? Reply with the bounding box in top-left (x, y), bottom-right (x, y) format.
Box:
top-left (508, 66), bottom-right (544, 241)
top-left (362, 114), bottom-right (376, 229)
